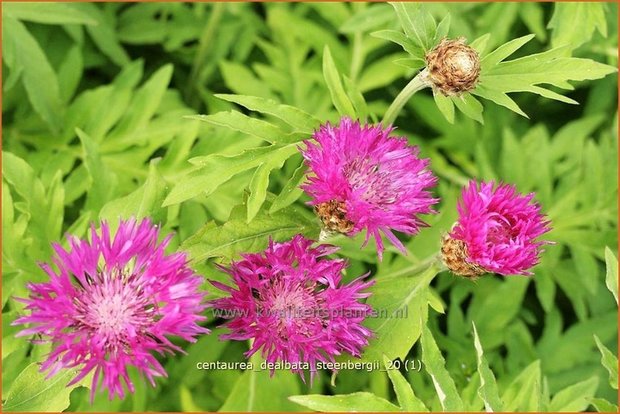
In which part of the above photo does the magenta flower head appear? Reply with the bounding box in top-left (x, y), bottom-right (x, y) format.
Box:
top-left (301, 117), bottom-right (438, 259)
top-left (210, 235), bottom-right (373, 381)
top-left (13, 219), bottom-right (208, 401)
top-left (442, 180), bottom-right (552, 277)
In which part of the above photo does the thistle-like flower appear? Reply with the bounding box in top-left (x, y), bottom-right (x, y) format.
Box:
top-left (301, 117), bottom-right (438, 258)
top-left (425, 37), bottom-right (481, 96)
top-left (13, 219), bottom-right (208, 401)
top-left (442, 180), bottom-right (552, 277)
top-left (210, 235), bottom-right (373, 381)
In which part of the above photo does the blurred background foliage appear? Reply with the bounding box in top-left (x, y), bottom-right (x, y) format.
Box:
top-left (2, 2), bottom-right (618, 412)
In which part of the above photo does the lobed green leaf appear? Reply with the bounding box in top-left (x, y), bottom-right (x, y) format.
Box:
top-left (289, 392), bottom-right (400, 412)
top-left (420, 324), bottom-right (465, 411)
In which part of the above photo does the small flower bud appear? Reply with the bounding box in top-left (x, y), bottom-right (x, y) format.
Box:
top-left (425, 37), bottom-right (481, 96)
top-left (441, 233), bottom-right (486, 278)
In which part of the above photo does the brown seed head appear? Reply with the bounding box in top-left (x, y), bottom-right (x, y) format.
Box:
top-left (314, 200), bottom-right (355, 234)
top-left (425, 37), bottom-right (481, 96)
top-left (441, 233), bottom-right (486, 278)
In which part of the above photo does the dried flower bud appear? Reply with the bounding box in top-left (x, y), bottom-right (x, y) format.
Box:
top-left (315, 200), bottom-right (355, 234)
top-left (425, 37), bottom-right (481, 96)
top-left (441, 233), bottom-right (486, 278)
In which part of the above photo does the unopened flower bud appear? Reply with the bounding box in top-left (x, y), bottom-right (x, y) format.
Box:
top-left (425, 37), bottom-right (481, 96)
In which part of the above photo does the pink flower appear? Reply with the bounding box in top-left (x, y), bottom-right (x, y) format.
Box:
top-left (444, 180), bottom-right (552, 276)
top-left (13, 219), bottom-right (208, 401)
top-left (210, 235), bottom-right (373, 381)
top-left (301, 117), bottom-right (438, 258)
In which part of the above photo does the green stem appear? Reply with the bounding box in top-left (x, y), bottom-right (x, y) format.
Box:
top-left (382, 69), bottom-right (430, 126)
top-left (185, 3), bottom-right (225, 105)
top-left (384, 254), bottom-right (444, 280)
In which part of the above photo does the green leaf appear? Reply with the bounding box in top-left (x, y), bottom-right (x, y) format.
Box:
top-left (214, 94), bottom-right (321, 134)
top-left (549, 3), bottom-right (607, 51)
top-left (420, 324), bottom-right (465, 411)
top-left (220, 60), bottom-right (275, 99)
top-left (362, 265), bottom-right (439, 362)
top-left (3, 364), bottom-right (85, 412)
top-left (383, 355), bottom-right (428, 411)
top-left (289, 393), bottom-right (400, 412)
top-left (358, 52), bottom-right (411, 92)
top-left (604, 247), bottom-right (618, 304)
top-left (371, 29), bottom-right (423, 59)
top-left (594, 335), bottom-right (618, 389)
top-left (2, 152), bottom-right (46, 215)
top-left (323, 45), bottom-right (357, 117)
top-left (589, 397), bottom-right (619, 412)
top-left (452, 93), bottom-right (484, 124)
top-left (469, 33), bottom-right (491, 56)
top-left (3, 17), bottom-right (64, 133)
top-left (57, 45), bottom-right (83, 103)
top-left (81, 60), bottom-right (144, 141)
top-left (343, 75), bottom-right (369, 121)
top-left (339, 4), bottom-right (394, 33)
top-left (220, 367), bottom-right (302, 411)
top-left (268, 6), bottom-right (349, 70)
top-left (481, 34), bottom-right (535, 69)
top-left (2, 151), bottom-right (57, 246)
top-left (2, 311), bottom-right (23, 361)
top-left (549, 377), bottom-right (599, 412)
top-left (427, 288), bottom-right (445, 314)
top-left (4, 2), bottom-right (96, 25)
top-left (45, 171), bottom-right (65, 242)
top-left (187, 112), bottom-right (299, 144)
top-left (434, 14), bottom-right (451, 43)
top-left (478, 39), bottom-right (617, 116)
top-left (181, 200), bottom-right (319, 263)
top-left (2, 182), bottom-right (16, 265)
top-left (163, 144), bottom-right (298, 206)
top-left (470, 277), bottom-right (528, 349)
top-left (269, 163), bottom-right (307, 214)
top-left (99, 161), bottom-right (167, 224)
top-left (472, 84), bottom-right (527, 118)
top-left (390, 3), bottom-right (436, 52)
top-left (501, 360), bottom-right (542, 411)
top-left (247, 155), bottom-right (291, 223)
top-left (472, 323), bottom-right (503, 412)
top-left (486, 51), bottom-right (616, 89)
top-left (433, 92), bottom-right (455, 124)
top-left (73, 3), bottom-right (130, 67)
top-left (519, 3), bottom-right (547, 42)
top-left (179, 386), bottom-right (203, 412)
top-left (76, 128), bottom-right (118, 212)
top-left (107, 64), bottom-right (174, 145)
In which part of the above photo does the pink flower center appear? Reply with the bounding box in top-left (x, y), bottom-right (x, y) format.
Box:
top-left (73, 270), bottom-right (156, 352)
top-left (486, 215), bottom-right (516, 244)
top-left (92, 292), bottom-right (132, 332)
top-left (260, 279), bottom-right (324, 337)
top-left (343, 158), bottom-right (396, 205)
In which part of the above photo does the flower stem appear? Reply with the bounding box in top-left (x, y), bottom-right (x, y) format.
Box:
top-left (384, 254), bottom-right (444, 279)
top-left (382, 69), bottom-right (430, 126)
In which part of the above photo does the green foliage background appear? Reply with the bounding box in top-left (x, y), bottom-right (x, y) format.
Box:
top-left (2, 2), bottom-right (618, 412)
